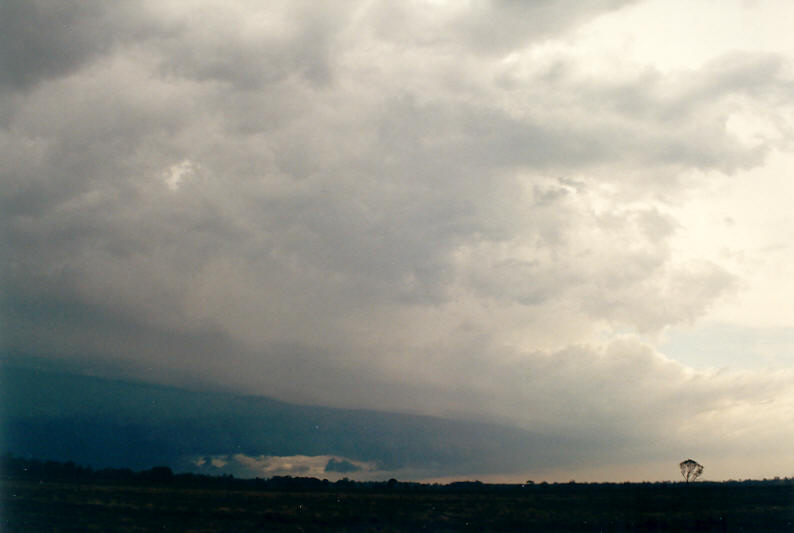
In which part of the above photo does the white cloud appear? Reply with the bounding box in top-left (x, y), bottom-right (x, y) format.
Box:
top-left (164, 160), bottom-right (195, 191)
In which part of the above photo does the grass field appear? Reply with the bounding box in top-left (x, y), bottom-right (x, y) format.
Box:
top-left (3, 478), bottom-right (794, 532)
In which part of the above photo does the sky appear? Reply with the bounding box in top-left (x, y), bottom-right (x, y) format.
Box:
top-left (2, 0), bottom-right (794, 482)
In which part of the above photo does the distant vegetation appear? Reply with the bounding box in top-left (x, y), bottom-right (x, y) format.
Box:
top-left (4, 454), bottom-right (792, 491)
top-left (4, 455), bottom-right (794, 532)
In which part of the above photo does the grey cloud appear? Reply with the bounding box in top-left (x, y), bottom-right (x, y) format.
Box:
top-left (687, 52), bottom-right (790, 105)
top-left (567, 52), bottom-right (792, 172)
top-left (455, 0), bottom-right (636, 53)
top-left (426, 338), bottom-right (794, 461)
top-left (567, 52), bottom-right (788, 120)
top-left (3, 0), bottom-right (794, 477)
top-left (0, 0), bottom-right (169, 90)
top-left (0, 0), bottom-right (110, 89)
top-left (155, 2), bottom-right (350, 89)
top-left (2, 0), bottom-right (770, 343)
top-left (368, 0), bottom-right (637, 54)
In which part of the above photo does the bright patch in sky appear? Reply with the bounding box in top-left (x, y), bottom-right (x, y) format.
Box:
top-left (576, 0), bottom-right (794, 72)
top-left (164, 160), bottom-right (194, 191)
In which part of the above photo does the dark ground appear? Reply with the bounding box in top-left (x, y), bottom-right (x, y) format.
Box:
top-left (3, 478), bottom-right (794, 532)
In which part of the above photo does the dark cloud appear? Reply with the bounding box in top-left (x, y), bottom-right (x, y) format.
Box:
top-left (0, 0), bottom-right (168, 90)
top-left (0, 0), bottom-right (109, 89)
top-left (325, 457), bottom-right (362, 474)
top-left (2, 366), bottom-right (577, 478)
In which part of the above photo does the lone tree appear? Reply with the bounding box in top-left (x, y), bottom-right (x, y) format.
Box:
top-left (679, 459), bottom-right (703, 483)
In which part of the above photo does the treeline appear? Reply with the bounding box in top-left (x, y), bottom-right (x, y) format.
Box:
top-left (3, 454), bottom-right (794, 493)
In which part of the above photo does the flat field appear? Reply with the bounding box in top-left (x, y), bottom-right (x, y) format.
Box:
top-left (3, 479), bottom-right (793, 532)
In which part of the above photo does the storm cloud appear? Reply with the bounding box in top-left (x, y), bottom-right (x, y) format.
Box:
top-left (3, 0), bottom-right (794, 481)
